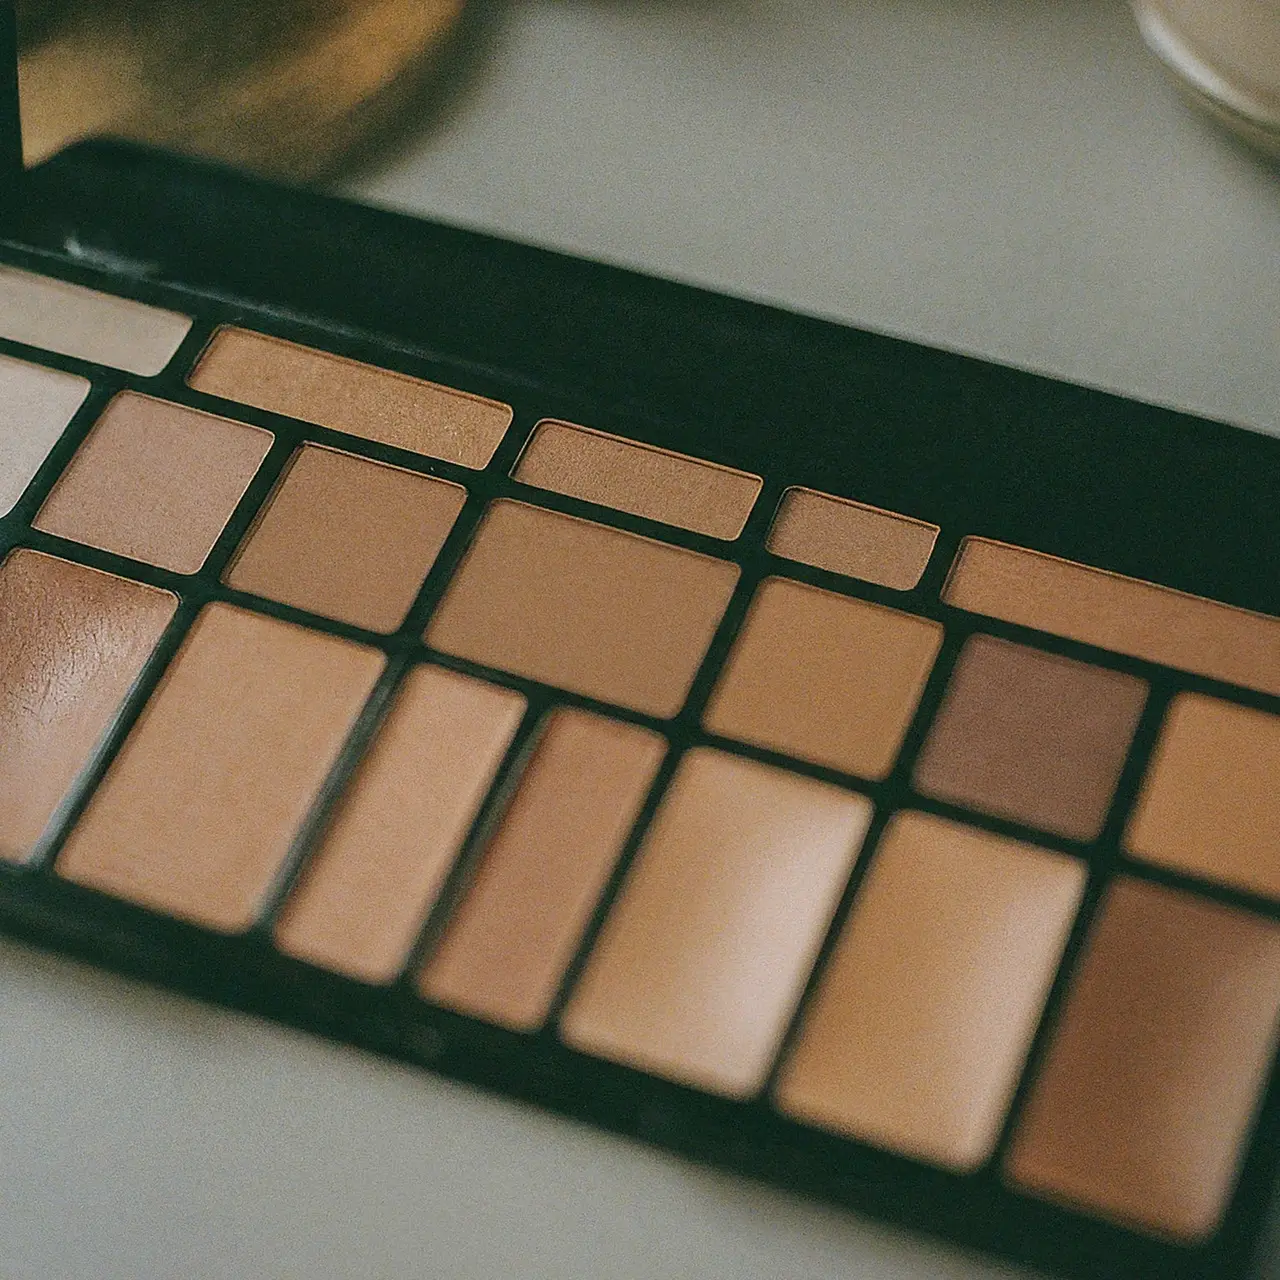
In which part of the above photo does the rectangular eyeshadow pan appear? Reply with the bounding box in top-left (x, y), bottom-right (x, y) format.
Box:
top-left (0, 354), bottom-right (89, 515)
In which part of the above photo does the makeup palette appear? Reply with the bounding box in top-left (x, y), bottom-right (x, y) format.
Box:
top-left (2, 9), bottom-right (1279, 1278)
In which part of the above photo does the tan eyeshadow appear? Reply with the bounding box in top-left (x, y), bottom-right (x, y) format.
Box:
top-left (913, 636), bottom-right (1147, 842)
top-left (703, 577), bottom-right (942, 780)
top-left (1006, 877), bottom-right (1280, 1243)
top-left (775, 812), bottom-right (1084, 1172)
top-left (0, 265), bottom-right (192, 376)
top-left (226, 445), bottom-right (466, 633)
top-left (34, 393), bottom-right (273, 574)
top-left (188, 328), bottom-right (512, 470)
top-left (57, 604), bottom-right (383, 932)
top-left (944, 537), bottom-right (1280, 697)
top-left (421, 709), bottom-right (666, 1031)
top-left (427, 501), bottom-right (740, 718)
top-left (0, 551), bottom-right (176, 861)
top-left (274, 665), bottom-right (525, 984)
top-left (767, 487), bottom-right (939, 590)
top-left (1126, 694), bottom-right (1280, 899)
top-left (513, 419), bottom-right (761, 540)
top-left (0, 355), bottom-right (90, 517)
top-left (560, 748), bottom-right (872, 1099)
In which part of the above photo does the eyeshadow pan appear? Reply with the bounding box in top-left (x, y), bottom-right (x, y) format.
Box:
top-left (0, 265), bottom-right (192, 375)
top-left (560, 748), bottom-right (872, 1098)
top-left (427, 500), bottom-right (740, 718)
top-left (189, 328), bottom-right (513, 470)
top-left (0, 354), bottom-right (90, 517)
top-left (913, 635), bottom-right (1147, 842)
top-left (57, 604), bottom-right (383, 932)
top-left (34, 393), bottom-right (273, 573)
top-left (0, 550), bottom-right (175, 861)
top-left (421, 708), bottom-right (666, 1031)
top-left (1126, 694), bottom-right (1280, 899)
top-left (703, 577), bottom-right (942, 779)
top-left (226, 444), bottom-right (467, 633)
top-left (775, 812), bottom-right (1084, 1172)
top-left (1006, 878), bottom-right (1280, 1242)
top-left (274, 665), bottom-right (525, 985)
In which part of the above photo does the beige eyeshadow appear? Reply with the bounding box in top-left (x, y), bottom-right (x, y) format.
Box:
top-left (767, 487), bottom-right (939, 590)
top-left (913, 636), bottom-right (1147, 842)
top-left (703, 577), bottom-right (942, 779)
top-left (944, 537), bottom-right (1280, 697)
top-left (274, 665), bottom-right (525, 985)
top-left (1126, 694), bottom-right (1280, 899)
top-left (1006, 878), bottom-right (1280, 1243)
top-left (421, 709), bottom-right (666, 1031)
top-left (0, 355), bottom-right (90, 517)
top-left (775, 812), bottom-right (1084, 1172)
top-left (0, 265), bottom-right (192, 376)
top-left (0, 551), bottom-right (176, 861)
top-left (57, 604), bottom-right (382, 932)
top-left (189, 328), bottom-right (512, 470)
top-left (226, 445), bottom-right (467, 633)
top-left (560, 748), bottom-right (872, 1098)
top-left (34, 393), bottom-right (273, 573)
top-left (513, 419), bottom-right (761, 540)
top-left (427, 501), bottom-right (739, 718)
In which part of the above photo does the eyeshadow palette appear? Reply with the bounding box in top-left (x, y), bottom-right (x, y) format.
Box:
top-left (2, 11), bottom-right (1279, 1279)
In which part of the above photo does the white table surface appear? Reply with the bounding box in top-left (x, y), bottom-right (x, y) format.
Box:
top-left (4, 3), bottom-right (1279, 1278)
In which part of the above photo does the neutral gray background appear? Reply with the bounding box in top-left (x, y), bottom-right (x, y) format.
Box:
top-left (3, 3), bottom-right (1278, 1278)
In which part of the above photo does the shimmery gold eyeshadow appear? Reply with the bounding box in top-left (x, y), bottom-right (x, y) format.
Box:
top-left (421, 709), bottom-right (665, 1031)
top-left (1006, 878), bottom-right (1280, 1243)
top-left (513, 419), bottom-right (761, 539)
top-left (776, 813), bottom-right (1084, 1171)
top-left (560, 748), bottom-right (872, 1099)
top-left (188, 328), bottom-right (513, 470)
top-left (767, 486), bottom-right (938, 590)
top-left (945, 537), bottom-right (1280, 697)
top-left (226, 444), bottom-right (467, 633)
top-left (0, 551), bottom-right (175, 861)
top-left (57, 604), bottom-right (383, 932)
top-left (427, 500), bottom-right (740, 718)
top-left (1126, 694), bottom-right (1280, 899)
top-left (34, 393), bottom-right (273, 574)
top-left (703, 577), bottom-right (942, 779)
top-left (0, 354), bottom-right (90, 517)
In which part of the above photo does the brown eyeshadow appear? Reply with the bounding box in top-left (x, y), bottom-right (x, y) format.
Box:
top-left (0, 551), bottom-right (176, 861)
top-left (34, 393), bottom-right (273, 574)
top-left (421, 709), bottom-right (666, 1031)
top-left (1126, 694), bottom-right (1280, 899)
top-left (427, 501), bottom-right (740, 718)
top-left (560, 748), bottom-right (872, 1098)
top-left (274, 665), bottom-right (526, 985)
top-left (703, 577), bottom-right (942, 779)
top-left (188, 328), bottom-right (512, 470)
top-left (775, 812), bottom-right (1084, 1172)
top-left (57, 604), bottom-right (383, 932)
top-left (1006, 878), bottom-right (1280, 1242)
top-left (226, 444), bottom-right (466, 633)
top-left (0, 355), bottom-right (90, 517)
top-left (913, 635), bottom-right (1147, 841)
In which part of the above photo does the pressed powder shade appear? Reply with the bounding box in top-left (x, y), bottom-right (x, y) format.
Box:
top-left (1126, 694), bottom-right (1280, 899)
top-left (57, 605), bottom-right (383, 932)
top-left (1006, 878), bottom-right (1280, 1242)
top-left (428, 501), bottom-right (740, 717)
top-left (189, 328), bottom-right (513, 470)
top-left (704, 577), bottom-right (942, 779)
top-left (34, 393), bottom-right (273, 573)
top-left (560, 749), bottom-right (872, 1098)
top-left (0, 354), bottom-right (90, 517)
top-left (775, 813), bottom-right (1085, 1172)
top-left (421, 709), bottom-right (666, 1031)
top-left (226, 445), bottom-right (467, 632)
top-left (0, 551), bottom-right (175, 860)
top-left (274, 665), bottom-right (525, 985)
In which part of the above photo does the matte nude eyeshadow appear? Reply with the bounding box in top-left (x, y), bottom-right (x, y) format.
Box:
top-left (0, 550), bottom-right (175, 860)
top-left (0, 354), bottom-right (90, 517)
